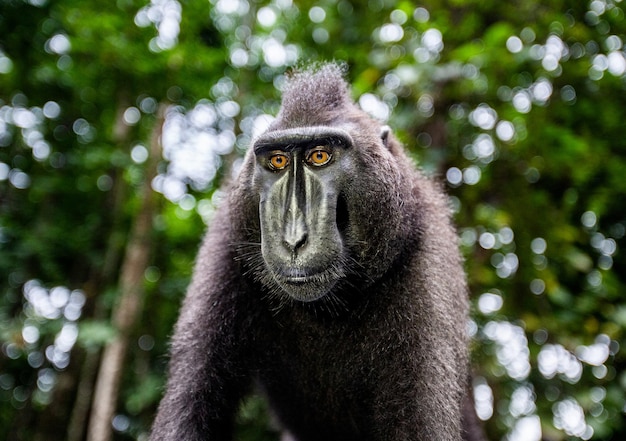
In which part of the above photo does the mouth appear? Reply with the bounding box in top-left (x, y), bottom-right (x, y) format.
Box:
top-left (271, 267), bottom-right (340, 302)
top-left (283, 275), bottom-right (311, 284)
top-left (281, 270), bottom-right (324, 284)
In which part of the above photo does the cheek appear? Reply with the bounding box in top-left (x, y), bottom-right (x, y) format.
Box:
top-left (339, 155), bottom-right (404, 242)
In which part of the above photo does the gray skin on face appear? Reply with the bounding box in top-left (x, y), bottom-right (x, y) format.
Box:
top-left (255, 127), bottom-right (354, 301)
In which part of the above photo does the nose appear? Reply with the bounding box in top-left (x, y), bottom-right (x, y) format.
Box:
top-left (283, 158), bottom-right (308, 254)
top-left (284, 212), bottom-right (308, 254)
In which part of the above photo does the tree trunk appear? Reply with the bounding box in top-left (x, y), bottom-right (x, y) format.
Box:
top-left (66, 101), bottom-right (133, 441)
top-left (86, 105), bottom-right (166, 441)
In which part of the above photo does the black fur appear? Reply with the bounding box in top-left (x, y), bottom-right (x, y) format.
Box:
top-left (150, 63), bottom-right (473, 441)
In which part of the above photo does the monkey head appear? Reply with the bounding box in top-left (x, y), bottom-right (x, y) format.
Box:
top-left (252, 127), bottom-right (353, 302)
top-left (241, 64), bottom-right (411, 304)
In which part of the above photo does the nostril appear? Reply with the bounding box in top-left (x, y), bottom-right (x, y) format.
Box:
top-left (284, 232), bottom-right (307, 253)
top-left (295, 234), bottom-right (307, 250)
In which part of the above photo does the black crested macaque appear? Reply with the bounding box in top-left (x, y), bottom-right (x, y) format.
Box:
top-left (151, 63), bottom-right (476, 441)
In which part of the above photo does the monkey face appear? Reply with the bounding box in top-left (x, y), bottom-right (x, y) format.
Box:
top-left (250, 127), bottom-right (356, 302)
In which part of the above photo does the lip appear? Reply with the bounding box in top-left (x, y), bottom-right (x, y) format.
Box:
top-left (278, 272), bottom-right (326, 285)
top-left (284, 276), bottom-right (307, 283)
top-left (272, 267), bottom-right (337, 296)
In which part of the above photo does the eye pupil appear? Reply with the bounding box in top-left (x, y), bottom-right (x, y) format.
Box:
top-left (269, 154), bottom-right (289, 170)
top-left (308, 149), bottom-right (331, 166)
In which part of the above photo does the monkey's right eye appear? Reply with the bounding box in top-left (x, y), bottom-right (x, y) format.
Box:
top-left (268, 153), bottom-right (290, 170)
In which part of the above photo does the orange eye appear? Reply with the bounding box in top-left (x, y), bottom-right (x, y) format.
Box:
top-left (307, 149), bottom-right (331, 166)
top-left (269, 153), bottom-right (290, 170)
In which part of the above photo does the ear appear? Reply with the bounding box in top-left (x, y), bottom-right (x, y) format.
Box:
top-left (380, 125), bottom-right (391, 149)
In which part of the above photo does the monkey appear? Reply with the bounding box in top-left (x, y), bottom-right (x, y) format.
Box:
top-left (150, 62), bottom-right (475, 441)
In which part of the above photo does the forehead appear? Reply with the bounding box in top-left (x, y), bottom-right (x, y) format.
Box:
top-left (252, 126), bottom-right (353, 154)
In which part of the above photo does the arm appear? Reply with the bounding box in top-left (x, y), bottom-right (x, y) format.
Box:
top-left (150, 208), bottom-right (251, 441)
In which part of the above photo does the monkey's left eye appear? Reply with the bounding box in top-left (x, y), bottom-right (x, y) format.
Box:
top-left (306, 148), bottom-right (332, 167)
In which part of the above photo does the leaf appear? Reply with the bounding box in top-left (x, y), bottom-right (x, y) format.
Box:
top-left (564, 247), bottom-right (594, 273)
top-left (78, 320), bottom-right (117, 349)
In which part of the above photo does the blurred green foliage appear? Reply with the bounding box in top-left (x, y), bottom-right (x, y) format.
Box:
top-left (1, 0), bottom-right (625, 440)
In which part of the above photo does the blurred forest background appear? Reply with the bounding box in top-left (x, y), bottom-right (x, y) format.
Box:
top-left (1, 0), bottom-right (625, 440)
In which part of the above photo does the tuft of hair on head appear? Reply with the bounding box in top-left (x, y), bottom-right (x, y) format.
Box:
top-left (274, 62), bottom-right (355, 128)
